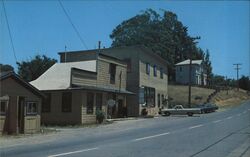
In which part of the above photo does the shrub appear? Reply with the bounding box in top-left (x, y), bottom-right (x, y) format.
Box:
top-left (96, 110), bottom-right (105, 124)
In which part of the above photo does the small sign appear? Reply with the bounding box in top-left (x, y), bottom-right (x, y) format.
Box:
top-left (107, 99), bottom-right (116, 107)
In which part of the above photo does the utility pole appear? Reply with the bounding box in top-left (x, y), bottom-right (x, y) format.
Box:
top-left (188, 57), bottom-right (192, 107)
top-left (233, 63), bottom-right (241, 91)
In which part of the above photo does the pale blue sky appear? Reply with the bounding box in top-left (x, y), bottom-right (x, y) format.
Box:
top-left (0, 0), bottom-right (249, 79)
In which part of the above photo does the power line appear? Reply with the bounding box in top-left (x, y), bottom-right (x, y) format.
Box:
top-left (58, 0), bottom-right (88, 49)
top-left (2, 0), bottom-right (17, 62)
top-left (233, 63), bottom-right (242, 91)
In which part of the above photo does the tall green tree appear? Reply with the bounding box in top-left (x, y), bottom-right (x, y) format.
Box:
top-left (0, 64), bottom-right (14, 72)
top-left (17, 55), bottom-right (57, 82)
top-left (110, 9), bottom-right (207, 81)
top-left (203, 49), bottom-right (213, 85)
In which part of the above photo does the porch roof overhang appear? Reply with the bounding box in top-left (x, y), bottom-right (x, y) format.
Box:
top-left (42, 85), bottom-right (135, 95)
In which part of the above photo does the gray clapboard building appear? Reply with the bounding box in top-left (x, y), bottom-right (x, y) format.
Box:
top-left (175, 59), bottom-right (207, 86)
top-left (58, 45), bottom-right (168, 116)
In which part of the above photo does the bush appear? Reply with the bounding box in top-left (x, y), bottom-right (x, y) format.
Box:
top-left (96, 110), bottom-right (105, 124)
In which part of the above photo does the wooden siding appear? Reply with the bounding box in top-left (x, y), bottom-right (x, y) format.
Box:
top-left (0, 77), bottom-right (41, 134)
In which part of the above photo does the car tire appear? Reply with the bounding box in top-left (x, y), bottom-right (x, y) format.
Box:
top-left (165, 112), bottom-right (170, 116)
top-left (187, 112), bottom-right (193, 116)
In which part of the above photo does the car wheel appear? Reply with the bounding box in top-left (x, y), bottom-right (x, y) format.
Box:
top-left (187, 112), bottom-right (193, 116)
top-left (201, 110), bottom-right (204, 114)
top-left (165, 112), bottom-right (170, 116)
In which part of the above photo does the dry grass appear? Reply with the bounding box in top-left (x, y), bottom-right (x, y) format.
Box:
top-left (211, 88), bottom-right (250, 108)
top-left (168, 85), bottom-right (215, 106)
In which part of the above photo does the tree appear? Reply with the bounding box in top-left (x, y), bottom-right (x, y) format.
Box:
top-left (0, 64), bottom-right (14, 72)
top-left (239, 75), bottom-right (250, 91)
top-left (110, 9), bottom-right (208, 81)
top-left (203, 49), bottom-right (213, 85)
top-left (17, 55), bottom-right (57, 82)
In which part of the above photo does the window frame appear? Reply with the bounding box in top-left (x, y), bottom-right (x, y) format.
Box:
top-left (109, 63), bottom-right (116, 84)
top-left (87, 93), bottom-right (94, 114)
top-left (26, 101), bottom-right (38, 115)
top-left (160, 68), bottom-right (164, 79)
top-left (61, 92), bottom-right (72, 112)
top-left (157, 94), bottom-right (161, 108)
top-left (95, 93), bottom-right (103, 111)
top-left (146, 63), bottom-right (150, 75)
top-left (0, 101), bottom-right (7, 115)
top-left (153, 65), bottom-right (157, 77)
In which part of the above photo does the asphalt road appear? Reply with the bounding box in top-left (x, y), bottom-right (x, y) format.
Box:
top-left (1, 101), bottom-right (250, 157)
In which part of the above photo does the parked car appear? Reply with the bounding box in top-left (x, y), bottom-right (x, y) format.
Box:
top-left (196, 103), bottom-right (219, 113)
top-left (161, 105), bottom-right (201, 116)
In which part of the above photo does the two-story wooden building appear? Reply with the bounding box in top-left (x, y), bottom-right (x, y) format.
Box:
top-left (30, 54), bottom-right (132, 125)
top-left (58, 45), bottom-right (168, 117)
top-left (175, 59), bottom-right (207, 86)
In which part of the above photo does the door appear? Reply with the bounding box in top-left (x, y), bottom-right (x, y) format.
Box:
top-left (18, 97), bottom-right (25, 133)
top-left (117, 99), bottom-right (126, 118)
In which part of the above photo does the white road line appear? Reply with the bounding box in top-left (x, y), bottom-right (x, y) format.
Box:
top-left (243, 111), bottom-right (247, 114)
top-left (237, 113), bottom-right (242, 116)
top-left (133, 132), bottom-right (170, 141)
top-left (48, 147), bottom-right (99, 157)
top-left (188, 124), bottom-right (203, 129)
top-left (213, 120), bottom-right (222, 123)
top-left (226, 116), bottom-right (233, 120)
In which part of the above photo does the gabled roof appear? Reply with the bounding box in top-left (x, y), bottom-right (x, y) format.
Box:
top-left (30, 60), bottom-right (97, 91)
top-left (0, 71), bottom-right (44, 97)
top-left (175, 59), bottom-right (202, 66)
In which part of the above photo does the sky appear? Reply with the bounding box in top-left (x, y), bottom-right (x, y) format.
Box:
top-left (0, 0), bottom-right (249, 79)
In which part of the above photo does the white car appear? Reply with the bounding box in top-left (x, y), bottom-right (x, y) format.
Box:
top-left (161, 105), bottom-right (201, 116)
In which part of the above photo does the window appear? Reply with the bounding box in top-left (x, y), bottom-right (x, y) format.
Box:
top-left (87, 93), bottom-right (94, 114)
top-left (0, 101), bottom-right (7, 115)
top-left (123, 58), bottom-right (131, 72)
top-left (153, 65), bottom-right (157, 77)
top-left (146, 63), bottom-right (150, 75)
top-left (26, 102), bottom-right (38, 115)
top-left (62, 92), bottom-right (72, 112)
top-left (157, 94), bottom-right (160, 107)
top-left (160, 68), bottom-right (163, 79)
top-left (144, 87), bottom-right (155, 107)
top-left (109, 63), bottom-right (116, 84)
top-left (96, 93), bottom-right (103, 111)
top-left (162, 95), bottom-right (165, 105)
top-left (42, 93), bottom-right (51, 112)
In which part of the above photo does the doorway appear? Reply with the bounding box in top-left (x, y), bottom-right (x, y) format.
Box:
top-left (117, 99), bottom-right (126, 118)
top-left (18, 97), bottom-right (25, 133)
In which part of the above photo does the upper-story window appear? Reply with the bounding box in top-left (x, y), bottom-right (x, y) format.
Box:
top-left (153, 65), bottom-right (157, 77)
top-left (160, 68), bottom-right (163, 79)
top-left (109, 63), bottom-right (116, 84)
top-left (146, 63), bottom-right (150, 75)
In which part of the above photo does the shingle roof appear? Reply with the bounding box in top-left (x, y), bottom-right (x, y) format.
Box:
top-left (175, 59), bottom-right (202, 66)
top-left (30, 60), bottom-right (97, 91)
